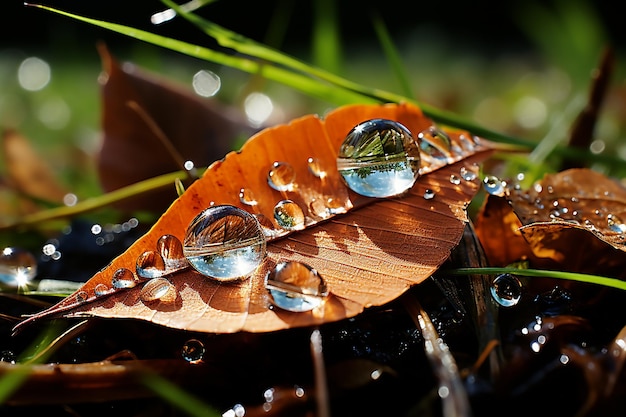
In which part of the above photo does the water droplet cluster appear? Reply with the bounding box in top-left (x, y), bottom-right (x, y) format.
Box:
top-left (69, 117), bottom-right (485, 313)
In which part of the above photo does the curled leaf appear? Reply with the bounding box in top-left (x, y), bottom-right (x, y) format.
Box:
top-left (15, 103), bottom-right (495, 334)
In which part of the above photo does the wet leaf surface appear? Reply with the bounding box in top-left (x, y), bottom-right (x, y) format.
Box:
top-left (15, 102), bottom-right (495, 334)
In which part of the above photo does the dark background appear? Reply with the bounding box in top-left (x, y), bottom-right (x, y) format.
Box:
top-left (6, 0), bottom-right (623, 58)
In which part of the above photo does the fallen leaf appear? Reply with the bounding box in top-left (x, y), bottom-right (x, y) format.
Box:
top-left (15, 102), bottom-right (495, 334)
top-left (476, 168), bottom-right (626, 282)
top-left (2, 129), bottom-right (68, 204)
top-left (96, 43), bottom-right (258, 213)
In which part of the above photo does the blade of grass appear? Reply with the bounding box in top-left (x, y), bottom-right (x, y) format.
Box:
top-left (448, 267), bottom-right (626, 292)
top-left (141, 373), bottom-right (221, 417)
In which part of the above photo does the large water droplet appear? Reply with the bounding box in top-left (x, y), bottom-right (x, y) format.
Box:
top-left (268, 161), bottom-right (296, 192)
top-left (273, 200), bottom-right (305, 230)
top-left (111, 268), bottom-right (138, 289)
top-left (265, 261), bottom-right (329, 312)
top-left (0, 247), bottom-right (37, 287)
top-left (140, 277), bottom-right (176, 303)
top-left (337, 119), bottom-right (420, 198)
top-left (490, 273), bottom-right (522, 307)
top-left (183, 205), bottom-right (267, 281)
top-left (181, 339), bottom-right (205, 364)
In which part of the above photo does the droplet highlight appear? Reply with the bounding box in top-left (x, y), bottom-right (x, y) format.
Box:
top-left (273, 200), bottom-right (305, 231)
top-left (183, 205), bottom-right (267, 281)
top-left (490, 273), bottom-right (522, 307)
top-left (265, 261), bottom-right (329, 312)
top-left (0, 247), bottom-right (37, 287)
top-left (268, 161), bottom-right (296, 192)
top-left (337, 119), bottom-right (420, 198)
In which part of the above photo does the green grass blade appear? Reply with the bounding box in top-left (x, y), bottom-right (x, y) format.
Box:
top-left (141, 373), bottom-right (222, 417)
top-left (448, 267), bottom-right (626, 292)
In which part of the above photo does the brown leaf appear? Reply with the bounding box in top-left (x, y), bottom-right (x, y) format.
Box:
top-left (2, 129), bottom-right (68, 203)
top-left (15, 103), bottom-right (495, 334)
top-left (476, 168), bottom-right (626, 283)
top-left (96, 44), bottom-right (257, 213)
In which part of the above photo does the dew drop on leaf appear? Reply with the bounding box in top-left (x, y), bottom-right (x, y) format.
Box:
top-left (140, 277), bottom-right (176, 303)
top-left (336, 119), bottom-right (420, 198)
top-left (267, 161), bottom-right (296, 192)
top-left (265, 261), bottom-right (329, 312)
top-left (273, 200), bottom-right (305, 230)
top-left (490, 273), bottom-right (522, 307)
top-left (136, 250), bottom-right (166, 279)
top-left (111, 268), bottom-right (138, 289)
top-left (483, 175), bottom-right (507, 197)
top-left (183, 205), bottom-right (267, 281)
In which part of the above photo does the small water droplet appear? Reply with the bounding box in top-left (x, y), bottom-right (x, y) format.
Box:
top-left (140, 277), bottom-right (176, 303)
top-left (307, 157), bottom-right (326, 178)
top-left (483, 175), bottom-right (507, 196)
top-left (423, 189), bottom-right (436, 200)
top-left (157, 234), bottom-right (188, 271)
top-left (460, 166), bottom-right (477, 181)
top-left (0, 247), bottom-right (37, 286)
top-left (111, 268), bottom-right (138, 289)
top-left (239, 188), bottom-right (258, 206)
top-left (265, 261), bottom-right (329, 312)
top-left (337, 119), bottom-right (420, 198)
top-left (136, 250), bottom-right (166, 279)
top-left (449, 174), bottom-right (461, 185)
top-left (417, 127), bottom-right (452, 161)
top-left (94, 283), bottom-right (110, 297)
top-left (76, 290), bottom-right (89, 303)
top-left (607, 213), bottom-right (626, 233)
top-left (183, 205), bottom-right (267, 281)
top-left (268, 161), bottom-right (296, 192)
top-left (181, 339), bottom-right (205, 364)
top-left (490, 273), bottom-right (522, 307)
top-left (274, 200), bottom-right (305, 230)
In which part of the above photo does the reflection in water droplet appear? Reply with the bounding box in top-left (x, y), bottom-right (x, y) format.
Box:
top-left (423, 189), bottom-right (436, 200)
top-left (184, 205), bottom-right (267, 281)
top-left (157, 234), bottom-right (188, 271)
top-left (76, 290), bottom-right (89, 303)
top-left (449, 174), bottom-right (461, 185)
top-left (265, 261), bottom-right (329, 312)
top-left (268, 161), bottom-right (296, 192)
top-left (136, 250), bottom-right (166, 279)
top-left (94, 283), bottom-right (110, 297)
top-left (417, 127), bottom-right (452, 161)
top-left (239, 188), bottom-right (257, 206)
top-left (490, 273), bottom-right (522, 307)
top-left (483, 175), bottom-right (507, 197)
top-left (274, 200), bottom-right (305, 230)
top-left (140, 277), bottom-right (176, 303)
top-left (337, 119), bottom-right (420, 198)
top-left (307, 157), bottom-right (326, 178)
top-left (460, 166), bottom-right (477, 181)
top-left (0, 247), bottom-right (37, 287)
top-left (607, 213), bottom-right (626, 233)
top-left (111, 268), bottom-right (138, 289)
top-left (181, 339), bottom-right (205, 364)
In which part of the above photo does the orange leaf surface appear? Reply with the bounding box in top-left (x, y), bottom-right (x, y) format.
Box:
top-left (15, 102), bottom-right (495, 334)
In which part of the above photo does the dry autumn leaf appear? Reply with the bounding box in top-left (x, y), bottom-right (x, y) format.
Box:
top-left (476, 168), bottom-right (626, 283)
top-left (96, 44), bottom-right (257, 213)
top-left (15, 102), bottom-right (495, 334)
